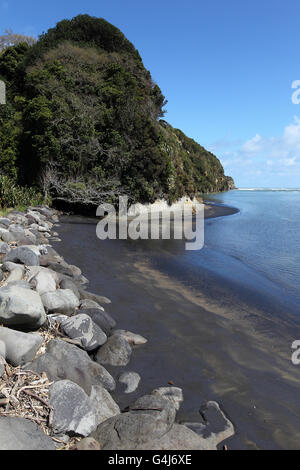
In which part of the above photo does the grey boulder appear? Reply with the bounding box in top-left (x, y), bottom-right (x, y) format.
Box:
top-left (78, 308), bottom-right (116, 335)
top-left (151, 387), bottom-right (183, 410)
top-left (0, 354), bottom-right (5, 378)
top-left (183, 401), bottom-right (235, 449)
top-left (0, 417), bottom-right (55, 450)
top-left (0, 242), bottom-right (10, 254)
top-left (135, 423), bottom-right (213, 450)
top-left (29, 269), bottom-right (57, 295)
top-left (3, 246), bottom-right (40, 266)
top-left (95, 334), bottom-right (132, 366)
top-left (92, 394), bottom-right (176, 450)
top-left (41, 289), bottom-right (79, 315)
top-left (76, 438), bottom-right (101, 450)
top-left (27, 339), bottom-right (115, 394)
top-left (0, 327), bottom-right (43, 366)
top-left (61, 314), bottom-right (107, 352)
top-left (59, 277), bottom-right (80, 299)
top-left (49, 380), bottom-right (98, 437)
top-left (1, 230), bottom-right (17, 243)
top-left (0, 286), bottom-right (46, 329)
top-left (0, 217), bottom-right (11, 227)
top-left (6, 267), bottom-right (24, 284)
top-left (90, 384), bottom-right (120, 425)
top-left (0, 340), bottom-right (5, 357)
top-left (2, 261), bottom-right (25, 273)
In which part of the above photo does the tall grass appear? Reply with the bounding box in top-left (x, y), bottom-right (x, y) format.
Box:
top-left (0, 174), bottom-right (47, 211)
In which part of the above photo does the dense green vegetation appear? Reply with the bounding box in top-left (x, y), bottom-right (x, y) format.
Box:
top-left (0, 15), bottom-right (234, 210)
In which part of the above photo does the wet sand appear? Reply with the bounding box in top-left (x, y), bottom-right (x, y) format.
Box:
top-left (52, 204), bottom-right (300, 450)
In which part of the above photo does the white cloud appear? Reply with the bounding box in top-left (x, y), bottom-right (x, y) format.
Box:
top-left (211, 116), bottom-right (300, 187)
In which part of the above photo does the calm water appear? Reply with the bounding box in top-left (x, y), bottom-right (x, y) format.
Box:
top-left (138, 189), bottom-right (300, 318)
top-left (203, 189), bottom-right (300, 304)
top-left (54, 189), bottom-right (300, 449)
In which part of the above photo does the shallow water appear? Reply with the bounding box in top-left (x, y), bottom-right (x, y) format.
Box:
top-left (53, 190), bottom-right (300, 450)
top-left (203, 189), bottom-right (300, 305)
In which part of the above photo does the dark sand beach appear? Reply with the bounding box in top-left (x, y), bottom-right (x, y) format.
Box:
top-left (52, 203), bottom-right (300, 450)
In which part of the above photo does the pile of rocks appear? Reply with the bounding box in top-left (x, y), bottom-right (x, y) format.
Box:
top-left (0, 206), bottom-right (234, 450)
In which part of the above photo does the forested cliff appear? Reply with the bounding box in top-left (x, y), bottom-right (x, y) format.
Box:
top-left (0, 15), bottom-right (234, 209)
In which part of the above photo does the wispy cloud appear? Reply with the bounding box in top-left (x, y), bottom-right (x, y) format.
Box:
top-left (209, 116), bottom-right (300, 187)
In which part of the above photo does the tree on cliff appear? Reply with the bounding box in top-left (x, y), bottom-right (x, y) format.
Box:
top-left (0, 29), bottom-right (36, 52)
top-left (0, 15), bottom-right (233, 210)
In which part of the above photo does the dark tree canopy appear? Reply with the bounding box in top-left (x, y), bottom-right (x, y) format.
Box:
top-left (0, 15), bottom-right (234, 209)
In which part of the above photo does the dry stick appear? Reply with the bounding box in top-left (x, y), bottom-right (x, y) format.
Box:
top-left (0, 398), bottom-right (9, 406)
top-left (17, 383), bottom-right (51, 399)
top-left (23, 389), bottom-right (52, 410)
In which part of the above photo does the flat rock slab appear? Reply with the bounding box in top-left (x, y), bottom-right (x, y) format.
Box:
top-left (49, 380), bottom-right (98, 437)
top-left (61, 314), bottom-right (107, 351)
top-left (41, 289), bottom-right (80, 315)
top-left (0, 286), bottom-right (46, 330)
top-left (27, 339), bottom-right (115, 395)
top-left (0, 417), bottom-right (55, 450)
top-left (95, 334), bottom-right (132, 366)
top-left (0, 327), bottom-right (43, 366)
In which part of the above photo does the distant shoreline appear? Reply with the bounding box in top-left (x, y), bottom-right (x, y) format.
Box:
top-left (203, 201), bottom-right (239, 219)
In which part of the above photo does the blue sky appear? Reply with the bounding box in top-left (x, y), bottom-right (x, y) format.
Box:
top-left (1, 0), bottom-right (300, 188)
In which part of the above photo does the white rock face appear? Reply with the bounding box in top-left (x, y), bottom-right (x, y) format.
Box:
top-left (126, 196), bottom-right (201, 217)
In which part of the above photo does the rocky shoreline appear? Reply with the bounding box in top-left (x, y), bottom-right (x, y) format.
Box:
top-left (0, 206), bottom-right (235, 450)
